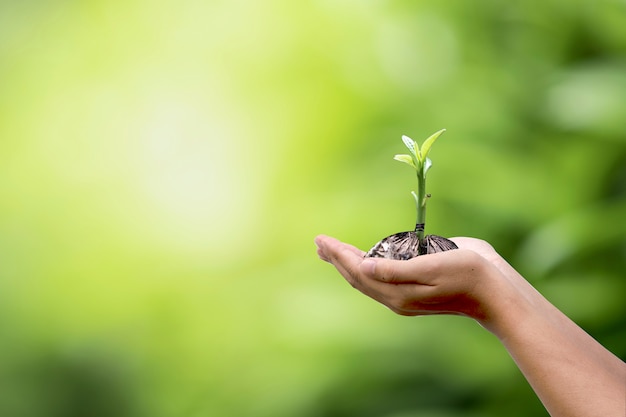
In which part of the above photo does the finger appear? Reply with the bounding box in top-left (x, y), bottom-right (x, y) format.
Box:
top-left (315, 235), bottom-right (331, 262)
top-left (315, 235), bottom-right (367, 287)
top-left (317, 246), bottom-right (330, 262)
top-left (316, 235), bottom-right (365, 255)
top-left (326, 242), bottom-right (365, 284)
top-left (355, 272), bottom-right (439, 316)
top-left (361, 252), bottom-right (449, 284)
top-left (314, 236), bottom-right (434, 312)
top-left (315, 235), bottom-right (365, 261)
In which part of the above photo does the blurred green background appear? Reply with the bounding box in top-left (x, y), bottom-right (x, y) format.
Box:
top-left (1, 0), bottom-right (625, 416)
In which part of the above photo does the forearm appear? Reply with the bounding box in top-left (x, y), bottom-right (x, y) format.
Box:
top-left (483, 256), bottom-right (626, 417)
top-left (493, 255), bottom-right (626, 374)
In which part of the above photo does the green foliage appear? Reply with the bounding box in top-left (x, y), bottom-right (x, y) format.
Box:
top-left (0, 0), bottom-right (625, 416)
top-left (393, 153), bottom-right (417, 169)
top-left (394, 129), bottom-right (448, 237)
top-left (395, 129), bottom-right (445, 176)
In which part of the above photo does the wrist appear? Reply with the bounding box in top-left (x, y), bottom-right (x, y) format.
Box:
top-left (471, 258), bottom-right (533, 337)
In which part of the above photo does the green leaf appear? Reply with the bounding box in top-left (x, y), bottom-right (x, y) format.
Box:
top-left (401, 135), bottom-right (418, 158)
top-left (423, 157), bottom-right (433, 177)
top-left (420, 128), bottom-right (446, 161)
top-left (411, 191), bottom-right (420, 207)
top-left (394, 154), bottom-right (416, 169)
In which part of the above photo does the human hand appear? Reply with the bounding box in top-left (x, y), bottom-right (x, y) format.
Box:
top-left (315, 235), bottom-right (513, 328)
top-left (316, 235), bottom-right (626, 417)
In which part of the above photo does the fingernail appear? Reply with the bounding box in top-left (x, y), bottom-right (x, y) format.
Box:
top-left (361, 259), bottom-right (376, 276)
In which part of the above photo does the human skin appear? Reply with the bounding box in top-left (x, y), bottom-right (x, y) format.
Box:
top-left (314, 235), bottom-right (626, 417)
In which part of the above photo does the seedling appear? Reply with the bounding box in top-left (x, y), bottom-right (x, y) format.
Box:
top-left (365, 129), bottom-right (458, 259)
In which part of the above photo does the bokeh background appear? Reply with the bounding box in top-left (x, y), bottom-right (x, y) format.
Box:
top-left (1, 0), bottom-right (625, 416)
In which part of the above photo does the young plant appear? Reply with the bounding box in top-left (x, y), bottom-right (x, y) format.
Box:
top-left (365, 129), bottom-right (458, 260)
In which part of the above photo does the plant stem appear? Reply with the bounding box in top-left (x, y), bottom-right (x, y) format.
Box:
top-left (415, 166), bottom-right (427, 244)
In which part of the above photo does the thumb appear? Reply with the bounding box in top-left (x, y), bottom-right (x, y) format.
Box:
top-left (360, 257), bottom-right (430, 283)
